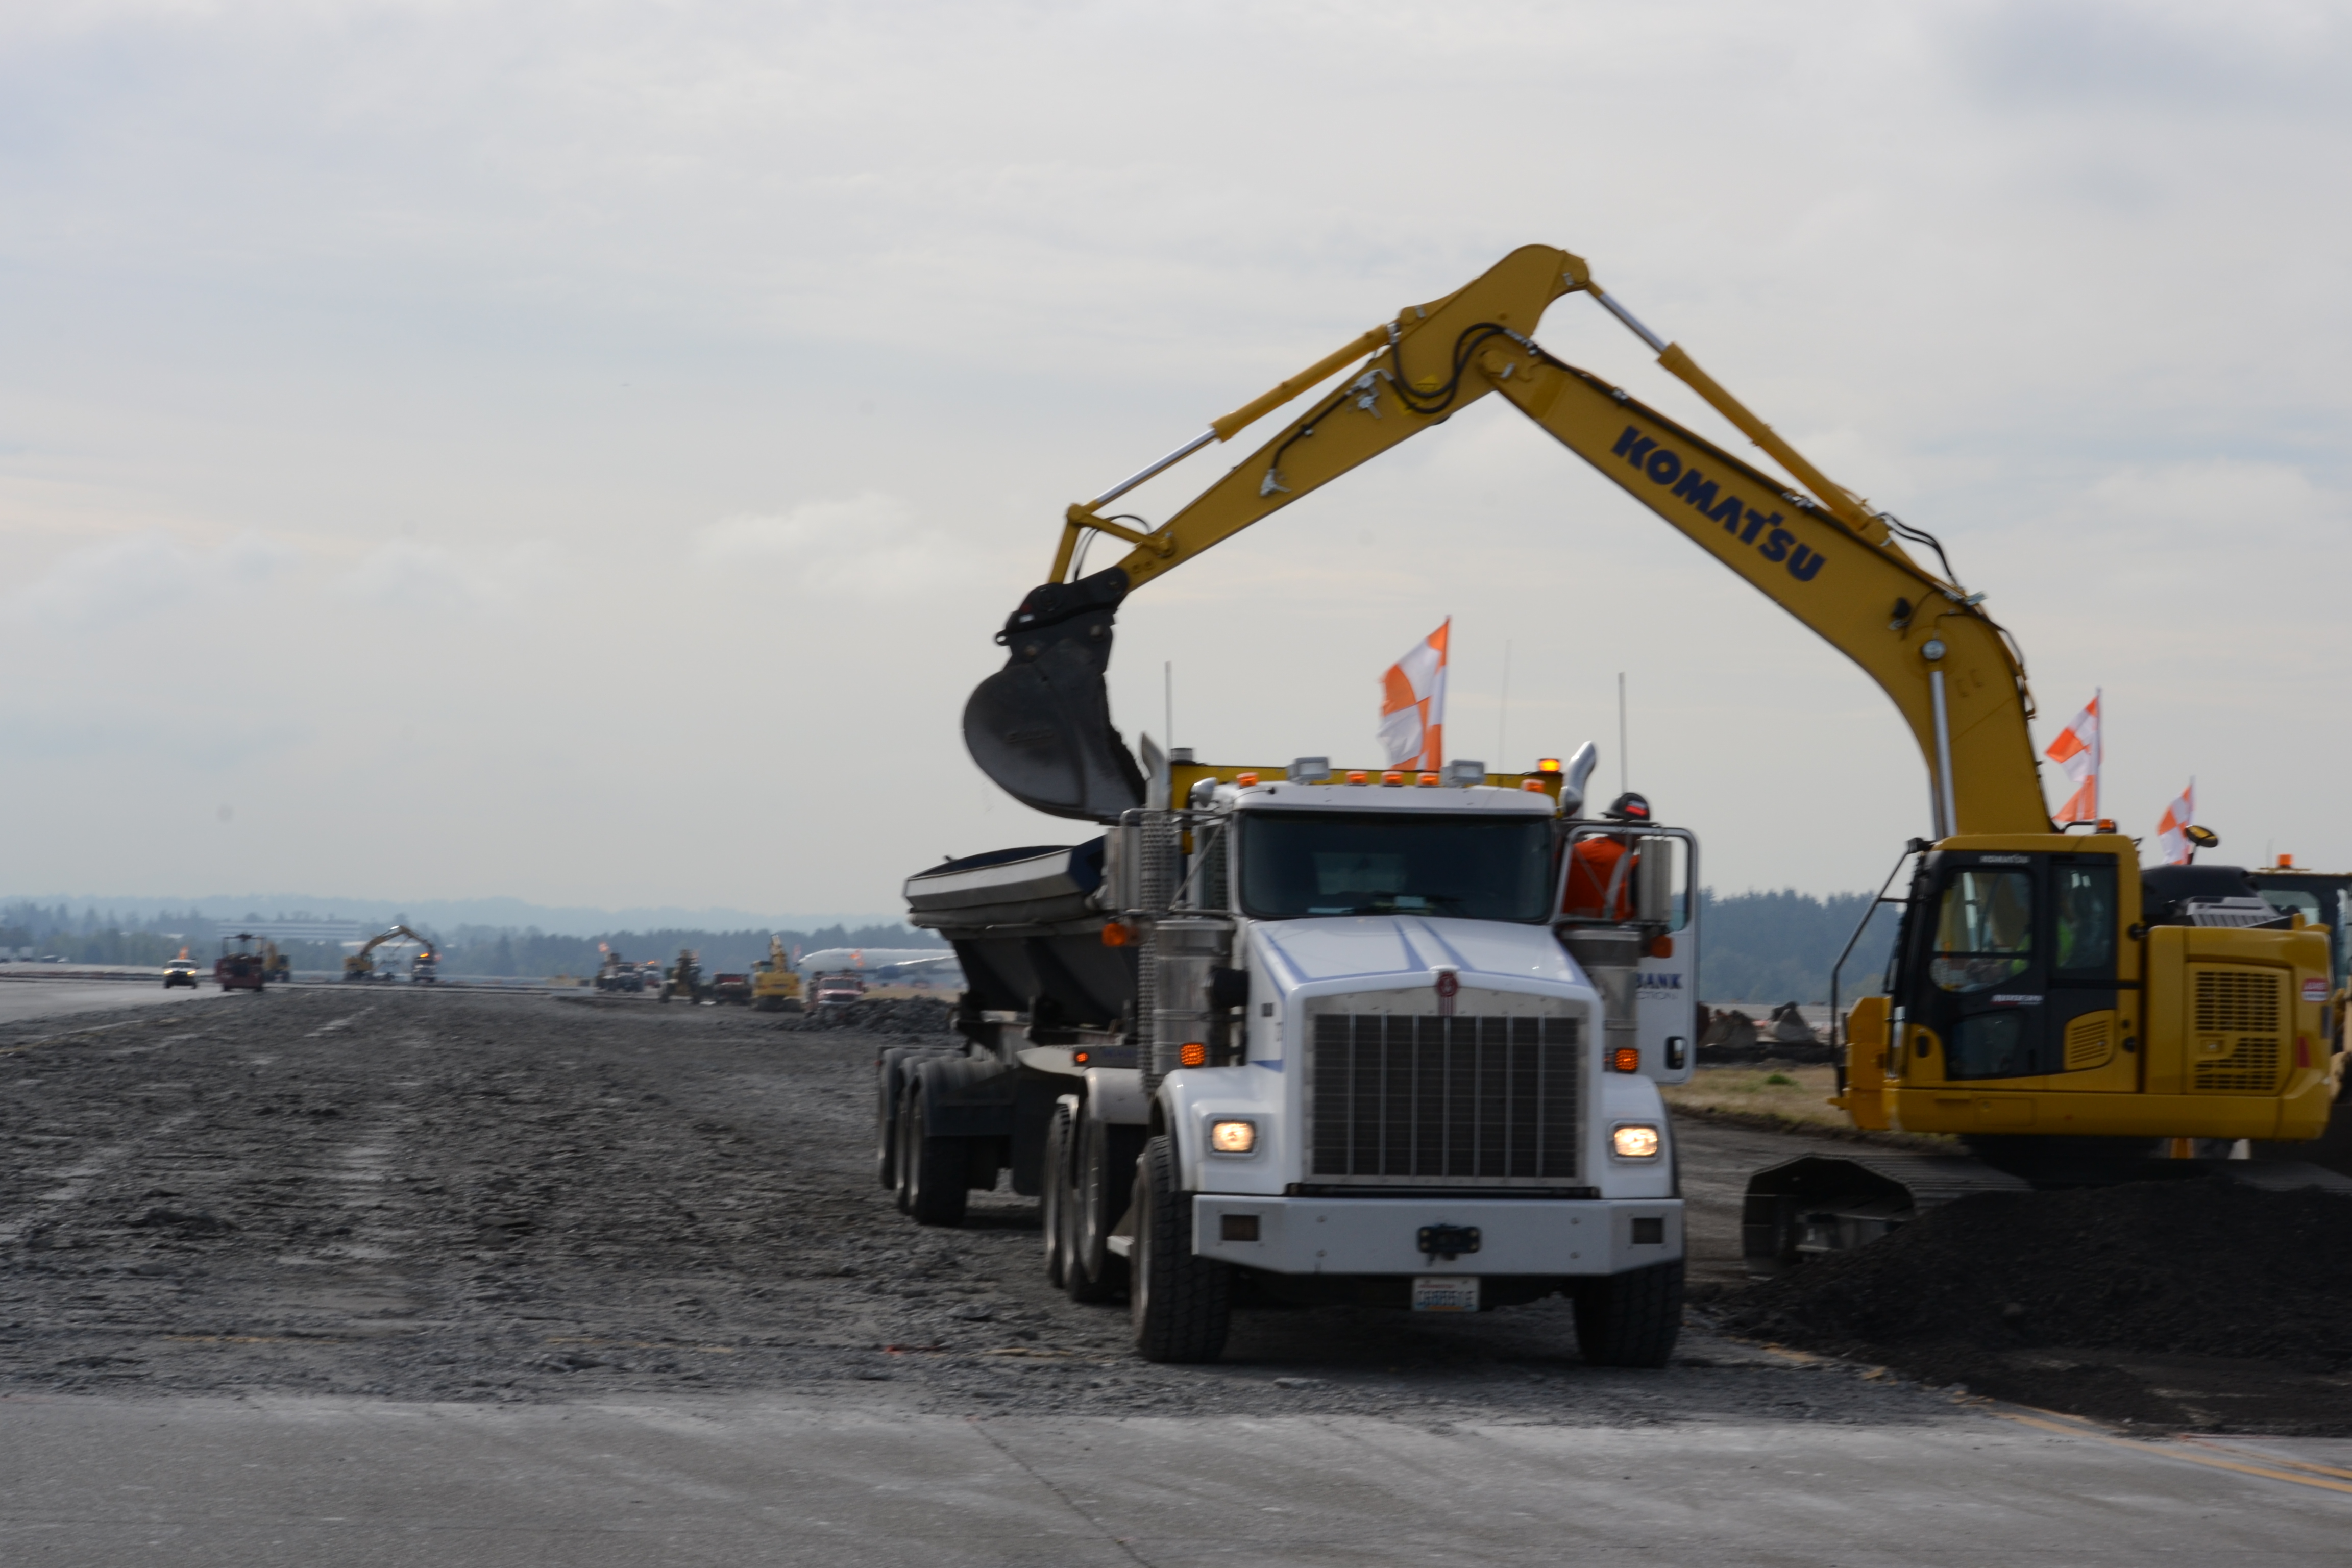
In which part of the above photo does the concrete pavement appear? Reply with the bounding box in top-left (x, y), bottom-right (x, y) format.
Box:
top-left (3, 1394), bottom-right (2346, 1565)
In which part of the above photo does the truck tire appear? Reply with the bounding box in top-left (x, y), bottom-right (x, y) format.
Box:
top-left (1041, 1102), bottom-right (1076, 1288)
top-left (898, 1085), bottom-right (970, 1227)
top-left (1130, 1135), bottom-right (1231, 1363)
top-left (1068, 1118), bottom-right (1137, 1303)
top-left (1572, 1260), bottom-right (1684, 1368)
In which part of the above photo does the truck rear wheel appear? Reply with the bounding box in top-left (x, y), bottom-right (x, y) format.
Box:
top-left (1572, 1260), bottom-right (1684, 1368)
top-left (897, 1085), bottom-right (970, 1227)
top-left (1130, 1135), bottom-right (1231, 1363)
top-left (1041, 1102), bottom-right (1076, 1288)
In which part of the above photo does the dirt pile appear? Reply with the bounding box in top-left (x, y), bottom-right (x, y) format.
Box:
top-left (773, 997), bottom-right (955, 1037)
top-left (1721, 1177), bottom-right (2352, 1429)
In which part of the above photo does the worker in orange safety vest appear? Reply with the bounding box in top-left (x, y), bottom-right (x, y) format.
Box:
top-left (1561, 792), bottom-right (1652, 919)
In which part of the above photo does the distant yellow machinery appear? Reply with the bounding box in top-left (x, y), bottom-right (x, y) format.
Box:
top-left (751, 937), bottom-right (804, 1013)
top-left (960, 242), bottom-right (2342, 1266)
top-left (344, 925), bottom-right (439, 983)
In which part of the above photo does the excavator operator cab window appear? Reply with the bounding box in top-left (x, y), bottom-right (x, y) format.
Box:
top-left (1930, 870), bottom-right (2032, 994)
top-left (1906, 852), bottom-right (2123, 1082)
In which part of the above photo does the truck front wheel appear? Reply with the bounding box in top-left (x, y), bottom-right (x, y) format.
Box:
top-left (1572, 1260), bottom-right (1684, 1368)
top-left (1130, 1135), bottom-right (1231, 1363)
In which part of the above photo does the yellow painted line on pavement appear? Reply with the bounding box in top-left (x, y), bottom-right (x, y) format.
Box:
top-left (2180, 1438), bottom-right (2352, 1485)
top-left (1991, 1409), bottom-right (2352, 1499)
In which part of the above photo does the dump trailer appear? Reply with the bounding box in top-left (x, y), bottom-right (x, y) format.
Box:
top-left (884, 748), bottom-right (1698, 1366)
top-left (710, 971), bottom-right (754, 1006)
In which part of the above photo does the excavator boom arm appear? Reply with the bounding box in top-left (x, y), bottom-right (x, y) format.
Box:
top-left (966, 244), bottom-right (2048, 834)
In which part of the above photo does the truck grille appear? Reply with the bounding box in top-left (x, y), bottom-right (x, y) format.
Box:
top-left (1308, 1013), bottom-right (1581, 1184)
top-left (2190, 966), bottom-right (2285, 1093)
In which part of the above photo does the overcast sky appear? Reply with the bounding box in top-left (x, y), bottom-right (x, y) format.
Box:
top-left (5, 0), bottom-right (2347, 915)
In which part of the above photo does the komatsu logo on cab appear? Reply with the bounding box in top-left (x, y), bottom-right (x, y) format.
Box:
top-left (1612, 426), bottom-right (1825, 583)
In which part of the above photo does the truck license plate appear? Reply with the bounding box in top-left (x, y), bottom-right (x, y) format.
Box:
top-left (1412, 1276), bottom-right (1479, 1312)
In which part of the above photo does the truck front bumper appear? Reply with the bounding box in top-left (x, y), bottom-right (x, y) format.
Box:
top-left (1192, 1194), bottom-right (1681, 1277)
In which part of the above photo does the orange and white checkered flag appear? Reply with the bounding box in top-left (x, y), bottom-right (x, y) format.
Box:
top-left (2156, 779), bottom-right (2196, 865)
top-left (2043, 691), bottom-right (2100, 825)
top-left (1377, 618), bottom-right (1449, 771)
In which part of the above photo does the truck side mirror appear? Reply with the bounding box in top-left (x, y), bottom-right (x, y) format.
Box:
top-left (1635, 836), bottom-right (1676, 923)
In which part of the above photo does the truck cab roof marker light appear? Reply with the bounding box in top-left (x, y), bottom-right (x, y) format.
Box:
top-left (1537, 757), bottom-right (1562, 773)
top-left (1345, 771), bottom-right (1369, 785)
top-left (1235, 772), bottom-right (1261, 786)
top-left (1522, 779), bottom-right (1548, 792)
top-left (1381, 771), bottom-right (1405, 786)
top-left (1416, 772), bottom-right (1440, 787)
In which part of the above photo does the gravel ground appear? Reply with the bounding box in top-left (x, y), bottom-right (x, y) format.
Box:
top-left (0, 987), bottom-right (1970, 1427)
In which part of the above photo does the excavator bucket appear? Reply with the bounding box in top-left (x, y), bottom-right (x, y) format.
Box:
top-left (963, 567), bottom-right (1146, 823)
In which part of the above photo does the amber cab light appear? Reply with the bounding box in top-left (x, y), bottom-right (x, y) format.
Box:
top-left (1648, 935), bottom-right (1674, 959)
top-left (1235, 771), bottom-right (1261, 786)
top-left (1522, 778), bottom-right (1547, 792)
top-left (1345, 771), bottom-right (1369, 784)
top-left (1416, 772), bottom-right (1440, 787)
top-left (1179, 1041), bottom-right (1209, 1069)
top-left (1537, 757), bottom-right (1561, 773)
top-left (1209, 1119), bottom-right (1257, 1154)
top-left (1100, 921), bottom-right (1132, 948)
top-left (1072, 1050), bottom-right (1091, 1066)
top-left (1381, 771), bottom-right (1405, 786)
top-left (1609, 1046), bottom-right (1641, 1073)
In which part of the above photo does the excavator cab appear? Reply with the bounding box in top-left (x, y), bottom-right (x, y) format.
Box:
top-left (1894, 843), bottom-right (2132, 1086)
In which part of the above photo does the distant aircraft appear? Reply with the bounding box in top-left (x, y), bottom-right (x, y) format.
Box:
top-left (794, 946), bottom-right (964, 985)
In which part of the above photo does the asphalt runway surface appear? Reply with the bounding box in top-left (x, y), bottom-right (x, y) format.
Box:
top-left (0, 976), bottom-right (228, 1027)
top-left (3, 988), bottom-right (2344, 1563)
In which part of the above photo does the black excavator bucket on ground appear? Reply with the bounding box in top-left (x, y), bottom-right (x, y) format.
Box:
top-left (962, 566), bottom-right (1147, 823)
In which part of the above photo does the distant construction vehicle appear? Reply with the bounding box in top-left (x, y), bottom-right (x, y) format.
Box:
top-left (215, 933), bottom-right (269, 993)
top-left (344, 925), bottom-right (439, 983)
top-left (659, 949), bottom-right (705, 1004)
top-left (595, 950), bottom-right (645, 993)
top-left (710, 971), bottom-right (754, 1006)
top-left (263, 942), bottom-right (292, 984)
top-left (811, 971), bottom-right (866, 1014)
top-left (751, 937), bottom-right (804, 1013)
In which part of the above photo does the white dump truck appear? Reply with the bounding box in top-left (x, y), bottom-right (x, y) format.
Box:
top-left (880, 744), bottom-right (1699, 1365)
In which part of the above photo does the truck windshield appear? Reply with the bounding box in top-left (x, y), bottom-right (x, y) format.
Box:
top-left (1237, 812), bottom-right (1552, 921)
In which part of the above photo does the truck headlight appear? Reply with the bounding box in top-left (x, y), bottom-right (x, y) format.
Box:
top-left (1209, 1119), bottom-right (1257, 1154)
top-left (1611, 1123), bottom-right (1661, 1160)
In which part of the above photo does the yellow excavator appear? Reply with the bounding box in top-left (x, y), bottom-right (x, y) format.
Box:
top-left (751, 936), bottom-right (805, 1013)
top-left (344, 924), bottom-right (439, 983)
top-left (962, 243), bottom-right (2343, 1268)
